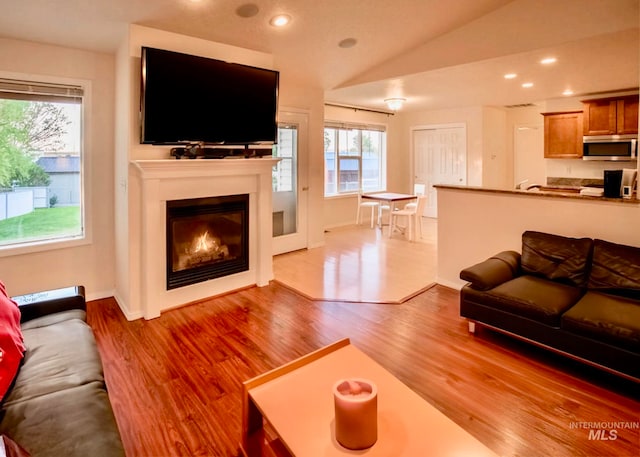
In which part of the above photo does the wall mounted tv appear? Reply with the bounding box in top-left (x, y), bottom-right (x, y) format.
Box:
top-left (140, 46), bottom-right (279, 145)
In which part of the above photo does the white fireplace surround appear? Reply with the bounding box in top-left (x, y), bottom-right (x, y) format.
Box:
top-left (131, 157), bottom-right (279, 319)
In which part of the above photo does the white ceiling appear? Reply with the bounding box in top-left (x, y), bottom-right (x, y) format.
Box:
top-left (0, 0), bottom-right (638, 112)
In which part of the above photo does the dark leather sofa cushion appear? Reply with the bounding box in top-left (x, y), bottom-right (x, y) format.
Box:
top-left (521, 231), bottom-right (593, 288)
top-left (562, 292), bottom-right (640, 353)
top-left (5, 311), bottom-right (104, 406)
top-left (460, 250), bottom-right (520, 291)
top-left (588, 239), bottom-right (640, 300)
top-left (463, 275), bottom-right (584, 327)
top-left (0, 381), bottom-right (125, 457)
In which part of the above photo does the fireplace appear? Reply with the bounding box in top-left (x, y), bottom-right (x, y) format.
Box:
top-left (166, 194), bottom-right (249, 289)
top-left (128, 158), bottom-right (278, 320)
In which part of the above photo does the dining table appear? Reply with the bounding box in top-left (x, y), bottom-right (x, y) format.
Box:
top-left (360, 192), bottom-right (417, 229)
top-left (361, 192), bottom-right (417, 210)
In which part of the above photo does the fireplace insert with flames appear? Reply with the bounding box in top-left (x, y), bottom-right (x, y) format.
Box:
top-left (166, 194), bottom-right (249, 289)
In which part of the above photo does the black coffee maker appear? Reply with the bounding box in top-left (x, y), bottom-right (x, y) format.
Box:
top-left (603, 170), bottom-right (623, 198)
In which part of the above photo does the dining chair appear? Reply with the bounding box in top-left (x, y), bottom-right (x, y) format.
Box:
top-left (404, 183), bottom-right (426, 210)
top-left (356, 191), bottom-right (379, 228)
top-left (377, 201), bottom-right (391, 227)
top-left (388, 195), bottom-right (428, 241)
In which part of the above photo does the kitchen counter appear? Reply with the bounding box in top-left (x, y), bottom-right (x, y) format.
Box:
top-left (434, 185), bottom-right (640, 290)
top-left (434, 184), bottom-right (640, 204)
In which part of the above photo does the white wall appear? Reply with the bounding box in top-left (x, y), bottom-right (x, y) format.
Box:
top-left (321, 87), bottom-right (640, 231)
top-left (114, 25), bottom-right (278, 317)
top-left (507, 91), bottom-right (640, 189)
top-left (1, 35), bottom-right (633, 301)
top-left (398, 106), bottom-right (486, 187)
top-left (507, 105), bottom-right (545, 187)
top-left (437, 186), bottom-right (640, 289)
top-left (322, 105), bottom-right (401, 229)
top-left (114, 26), bottom-right (326, 317)
top-left (482, 107), bottom-right (509, 188)
top-left (0, 38), bottom-right (115, 298)
top-left (276, 79), bottom-right (325, 249)
top-left (321, 104), bottom-right (513, 228)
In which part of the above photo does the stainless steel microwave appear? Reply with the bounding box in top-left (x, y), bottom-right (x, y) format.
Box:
top-left (583, 135), bottom-right (637, 161)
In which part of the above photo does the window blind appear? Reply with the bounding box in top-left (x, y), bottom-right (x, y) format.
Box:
top-left (0, 78), bottom-right (83, 103)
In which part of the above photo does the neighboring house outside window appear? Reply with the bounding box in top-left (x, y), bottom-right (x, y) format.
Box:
top-left (0, 78), bottom-right (85, 251)
top-left (35, 155), bottom-right (81, 206)
top-left (323, 122), bottom-right (386, 196)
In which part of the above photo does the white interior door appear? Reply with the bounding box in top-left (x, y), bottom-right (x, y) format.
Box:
top-left (272, 110), bottom-right (309, 255)
top-left (413, 125), bottom-right (467, 218)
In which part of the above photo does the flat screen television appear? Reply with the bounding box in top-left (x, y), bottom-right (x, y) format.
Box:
top-left (140, 46), bottom-right (279, 145)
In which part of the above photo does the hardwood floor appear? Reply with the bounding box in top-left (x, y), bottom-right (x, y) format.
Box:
top-left (88, 283), bottom-right (639, 457)
top-left (273, 220), bottom-right (438, 303)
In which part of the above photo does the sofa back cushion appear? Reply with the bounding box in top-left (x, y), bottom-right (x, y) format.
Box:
top-left (521, 231), bottom-right (593, 288)
top-left (588, 239), bottom-right (640, 300)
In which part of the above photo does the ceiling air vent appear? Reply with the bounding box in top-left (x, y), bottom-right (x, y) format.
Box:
top-left (504, 103), bottom-right (537, 109)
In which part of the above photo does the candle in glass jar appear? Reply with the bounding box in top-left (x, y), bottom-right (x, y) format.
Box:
top-left (333, 378), bottom-right (378, 450)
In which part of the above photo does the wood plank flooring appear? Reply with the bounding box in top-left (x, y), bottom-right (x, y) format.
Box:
top-left (88, 283), bottom-right (639, 457)
top-left (273, 220), bottom-right (438, 303)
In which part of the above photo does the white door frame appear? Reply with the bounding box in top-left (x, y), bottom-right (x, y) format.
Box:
top-left (272, 109), bottom-right (309, 255)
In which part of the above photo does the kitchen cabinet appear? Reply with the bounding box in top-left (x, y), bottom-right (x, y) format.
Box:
top-left (582, 95), bottom-right (639, 135)
top-left (542, 111), bottom-right (583, 158)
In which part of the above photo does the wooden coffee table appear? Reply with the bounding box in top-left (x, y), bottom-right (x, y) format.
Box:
top-left (241, 338), bottom-right (498, 456)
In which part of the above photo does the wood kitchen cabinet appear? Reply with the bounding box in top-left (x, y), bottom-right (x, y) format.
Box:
top-left (542, 111), bottom-right (583, 158)
top-left (582, 95), bottom-right (639, 135)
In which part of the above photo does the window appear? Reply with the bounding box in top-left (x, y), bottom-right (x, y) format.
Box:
top-left (324, 123), bottom-right (386, 196)
top-left (272, 125), bottom-right (296, 192)
top-left (0, 78), bottom-right (84, 250)
top-left (272, 123), bottom-right (299, 238)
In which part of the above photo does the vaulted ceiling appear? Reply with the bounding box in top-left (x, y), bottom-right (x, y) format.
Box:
top-left (1, 0), bottom-right (637, 111)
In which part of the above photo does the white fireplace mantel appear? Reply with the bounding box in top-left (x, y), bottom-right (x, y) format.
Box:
top-left (130, 157), bottom-right (279, 319)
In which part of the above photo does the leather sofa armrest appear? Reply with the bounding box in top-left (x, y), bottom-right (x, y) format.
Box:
top-left (460, 251), bottom-right (521, 290)
top-left (12, 286), bottom-right (86, 323)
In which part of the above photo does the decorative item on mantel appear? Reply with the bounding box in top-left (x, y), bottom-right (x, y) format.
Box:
top-left (334, 378), bottom-right (378, 450)
top-left (170, 142), bottom-right (273, 160)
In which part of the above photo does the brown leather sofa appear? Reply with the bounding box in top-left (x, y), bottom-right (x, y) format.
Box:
top-left (459, 231), bottom-right (640, 381)
top-left (0, 285), bottom-right (125, 457)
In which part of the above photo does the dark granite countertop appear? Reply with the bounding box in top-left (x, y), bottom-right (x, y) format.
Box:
top-left (435, 184), bottom-right (640, 204)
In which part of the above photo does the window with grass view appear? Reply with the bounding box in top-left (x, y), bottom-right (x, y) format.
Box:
top-left (0, 79), bottom-right (84, 249)
top-left (324, 123), bottom-right (386, 196)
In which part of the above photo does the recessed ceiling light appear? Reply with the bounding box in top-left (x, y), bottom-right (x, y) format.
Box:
top-left (236, 3), bottom-right (259, 18)
top-left (563, 89), bottom-right (574, 96)
top-left (522, 82), bottom-right (534, 88)
top-left (338, 38), bottom-right (358, 49)
top-left (504, 73), bottom-right (517, 79)
top-left (540, 57), bottom-right (557, 65)
top-left (269, 14), bottom-right (291, 27)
